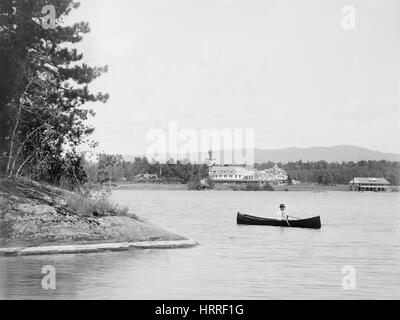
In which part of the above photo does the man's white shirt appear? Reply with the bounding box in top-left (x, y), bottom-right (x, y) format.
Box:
top-left (276, 210), bottom-right (286, 220)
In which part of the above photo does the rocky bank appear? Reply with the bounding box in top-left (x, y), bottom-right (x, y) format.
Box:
top-left (0, 177), bottom-right (188, 250)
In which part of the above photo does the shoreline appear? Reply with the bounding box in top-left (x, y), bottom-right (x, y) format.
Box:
top-left (112, 182), bottom-right (188, 191)
top-left (0, 177), bottom-right (197, 256)
top-left (113, 182), bottom-right (398, 192)
top-left (112, 182), bottom-right (351, 191)
top-left (0, 239), bottom-right (198, 257)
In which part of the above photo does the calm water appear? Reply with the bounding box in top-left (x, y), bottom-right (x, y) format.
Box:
top-left (1, 190), bottom-right (399, 299)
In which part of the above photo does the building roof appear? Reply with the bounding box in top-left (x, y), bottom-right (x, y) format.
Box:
top-left (209, 165), bottom-right (250, 174)
top-left (135, 173), bottom-right (158, 179)
top-left (349, 177), bottom-right (390, 185)
top-left (209, 164), bottom-right (288, 181)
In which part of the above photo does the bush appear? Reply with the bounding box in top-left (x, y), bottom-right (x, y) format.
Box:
top-left (262, 183), bottom-right (275, 191)
top-left (245, 183), bottom-right (260, 191)
top-left (65, 193), bottom-right (137, 219)
top-left (206, 177), bottom-right (214, 189)
top-left (187, 179), bottom-right (204, 190)
top-left (243, 183), bottom-right (274, 191)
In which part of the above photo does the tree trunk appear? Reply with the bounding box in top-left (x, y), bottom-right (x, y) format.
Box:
top-left (6, 100), bottom-right (22, 176)
top-left (6, 76), bottom-right (36, 177)
top-left (15, 155), bottom-right (32, 177)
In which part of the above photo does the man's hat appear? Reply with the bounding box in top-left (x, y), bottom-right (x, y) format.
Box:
top-left (279, 203), bottom-right (285, 208)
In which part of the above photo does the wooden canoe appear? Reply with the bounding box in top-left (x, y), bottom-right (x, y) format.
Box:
top-left (237, 212), bottom-right (321, 229)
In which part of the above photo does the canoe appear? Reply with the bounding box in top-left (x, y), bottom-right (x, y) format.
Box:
top-left (237, 212), bottom-right (321, 229)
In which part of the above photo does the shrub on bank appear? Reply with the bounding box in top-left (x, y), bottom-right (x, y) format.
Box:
top-left (262, 183), bottom-right (275, 191)
top-left (65, 193), bottom-right (137, 219)
top-left (244, 183), bottom-right (274, 191)
top-left (245, 183), bottom-right (260, 191)
top-left (187, 180), bottom-right (205, 190)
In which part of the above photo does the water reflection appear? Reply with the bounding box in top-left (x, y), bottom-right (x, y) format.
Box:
top-left (1, 191), bottom-right (399, 299)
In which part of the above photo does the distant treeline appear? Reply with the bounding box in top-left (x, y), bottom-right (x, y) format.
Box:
top-left (83, 155), bottom-right (210, 186)
top-left (255, 160), bottom-right (400, 186)
top-left (84, 156), bottom-right (400, 186)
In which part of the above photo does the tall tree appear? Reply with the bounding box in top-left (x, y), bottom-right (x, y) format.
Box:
top-left (0, 0), bottom-right (108, 185)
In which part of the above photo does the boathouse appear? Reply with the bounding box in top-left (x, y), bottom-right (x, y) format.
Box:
top-left (348, 177), bottom-right (390, 191)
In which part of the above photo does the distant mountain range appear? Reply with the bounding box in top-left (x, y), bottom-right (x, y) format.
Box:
top-left (254, 145), bottom-right (400, 163)
top-left (123, 145), bottom-right (400, 164)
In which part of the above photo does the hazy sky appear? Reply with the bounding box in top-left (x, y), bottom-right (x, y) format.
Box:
top-left (67, 0), bottom-right (400, 155)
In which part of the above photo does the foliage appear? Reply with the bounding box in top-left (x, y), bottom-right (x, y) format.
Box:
top-left (82, 155), bottom-right (400, 189)
top-left (244, 183), bottom-right (260, 191)
top-left (83, 156), bottom-right (210, 185)
top-left (206, 177), bottom-right (215, 189)
top-left (242, 183), bottom-right (274, 191)
top-left (0, 0), bottom-right (108, 189)
top-left (187, 179), bottom-right (204, 190)
top-left (97, 153), bottom-right (123, 184)
top-left (261, 183), bottom-right (274, 191)
top-left (255, 160), bottom-right (400, 186)
top-left (65, 193), bottom-right (135, 218)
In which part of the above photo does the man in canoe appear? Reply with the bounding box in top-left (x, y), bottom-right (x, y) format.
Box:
top-left (276, 203), bottom-right (288, 220)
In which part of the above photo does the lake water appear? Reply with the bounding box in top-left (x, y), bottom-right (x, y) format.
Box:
top-left (1, 190), bottom-right (399, 299)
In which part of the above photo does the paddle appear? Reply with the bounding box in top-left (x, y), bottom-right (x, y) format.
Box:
top-left (287, 215), bottom-right (301, 220)
top-left (285, 216), bottom-right (291, 227)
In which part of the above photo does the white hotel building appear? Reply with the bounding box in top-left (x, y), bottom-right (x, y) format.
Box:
top-left (208, 164), bottom-right (288, 185)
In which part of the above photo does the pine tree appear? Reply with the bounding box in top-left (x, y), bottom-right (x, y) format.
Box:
top-left (0, 0), bottom-right (108, 186)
